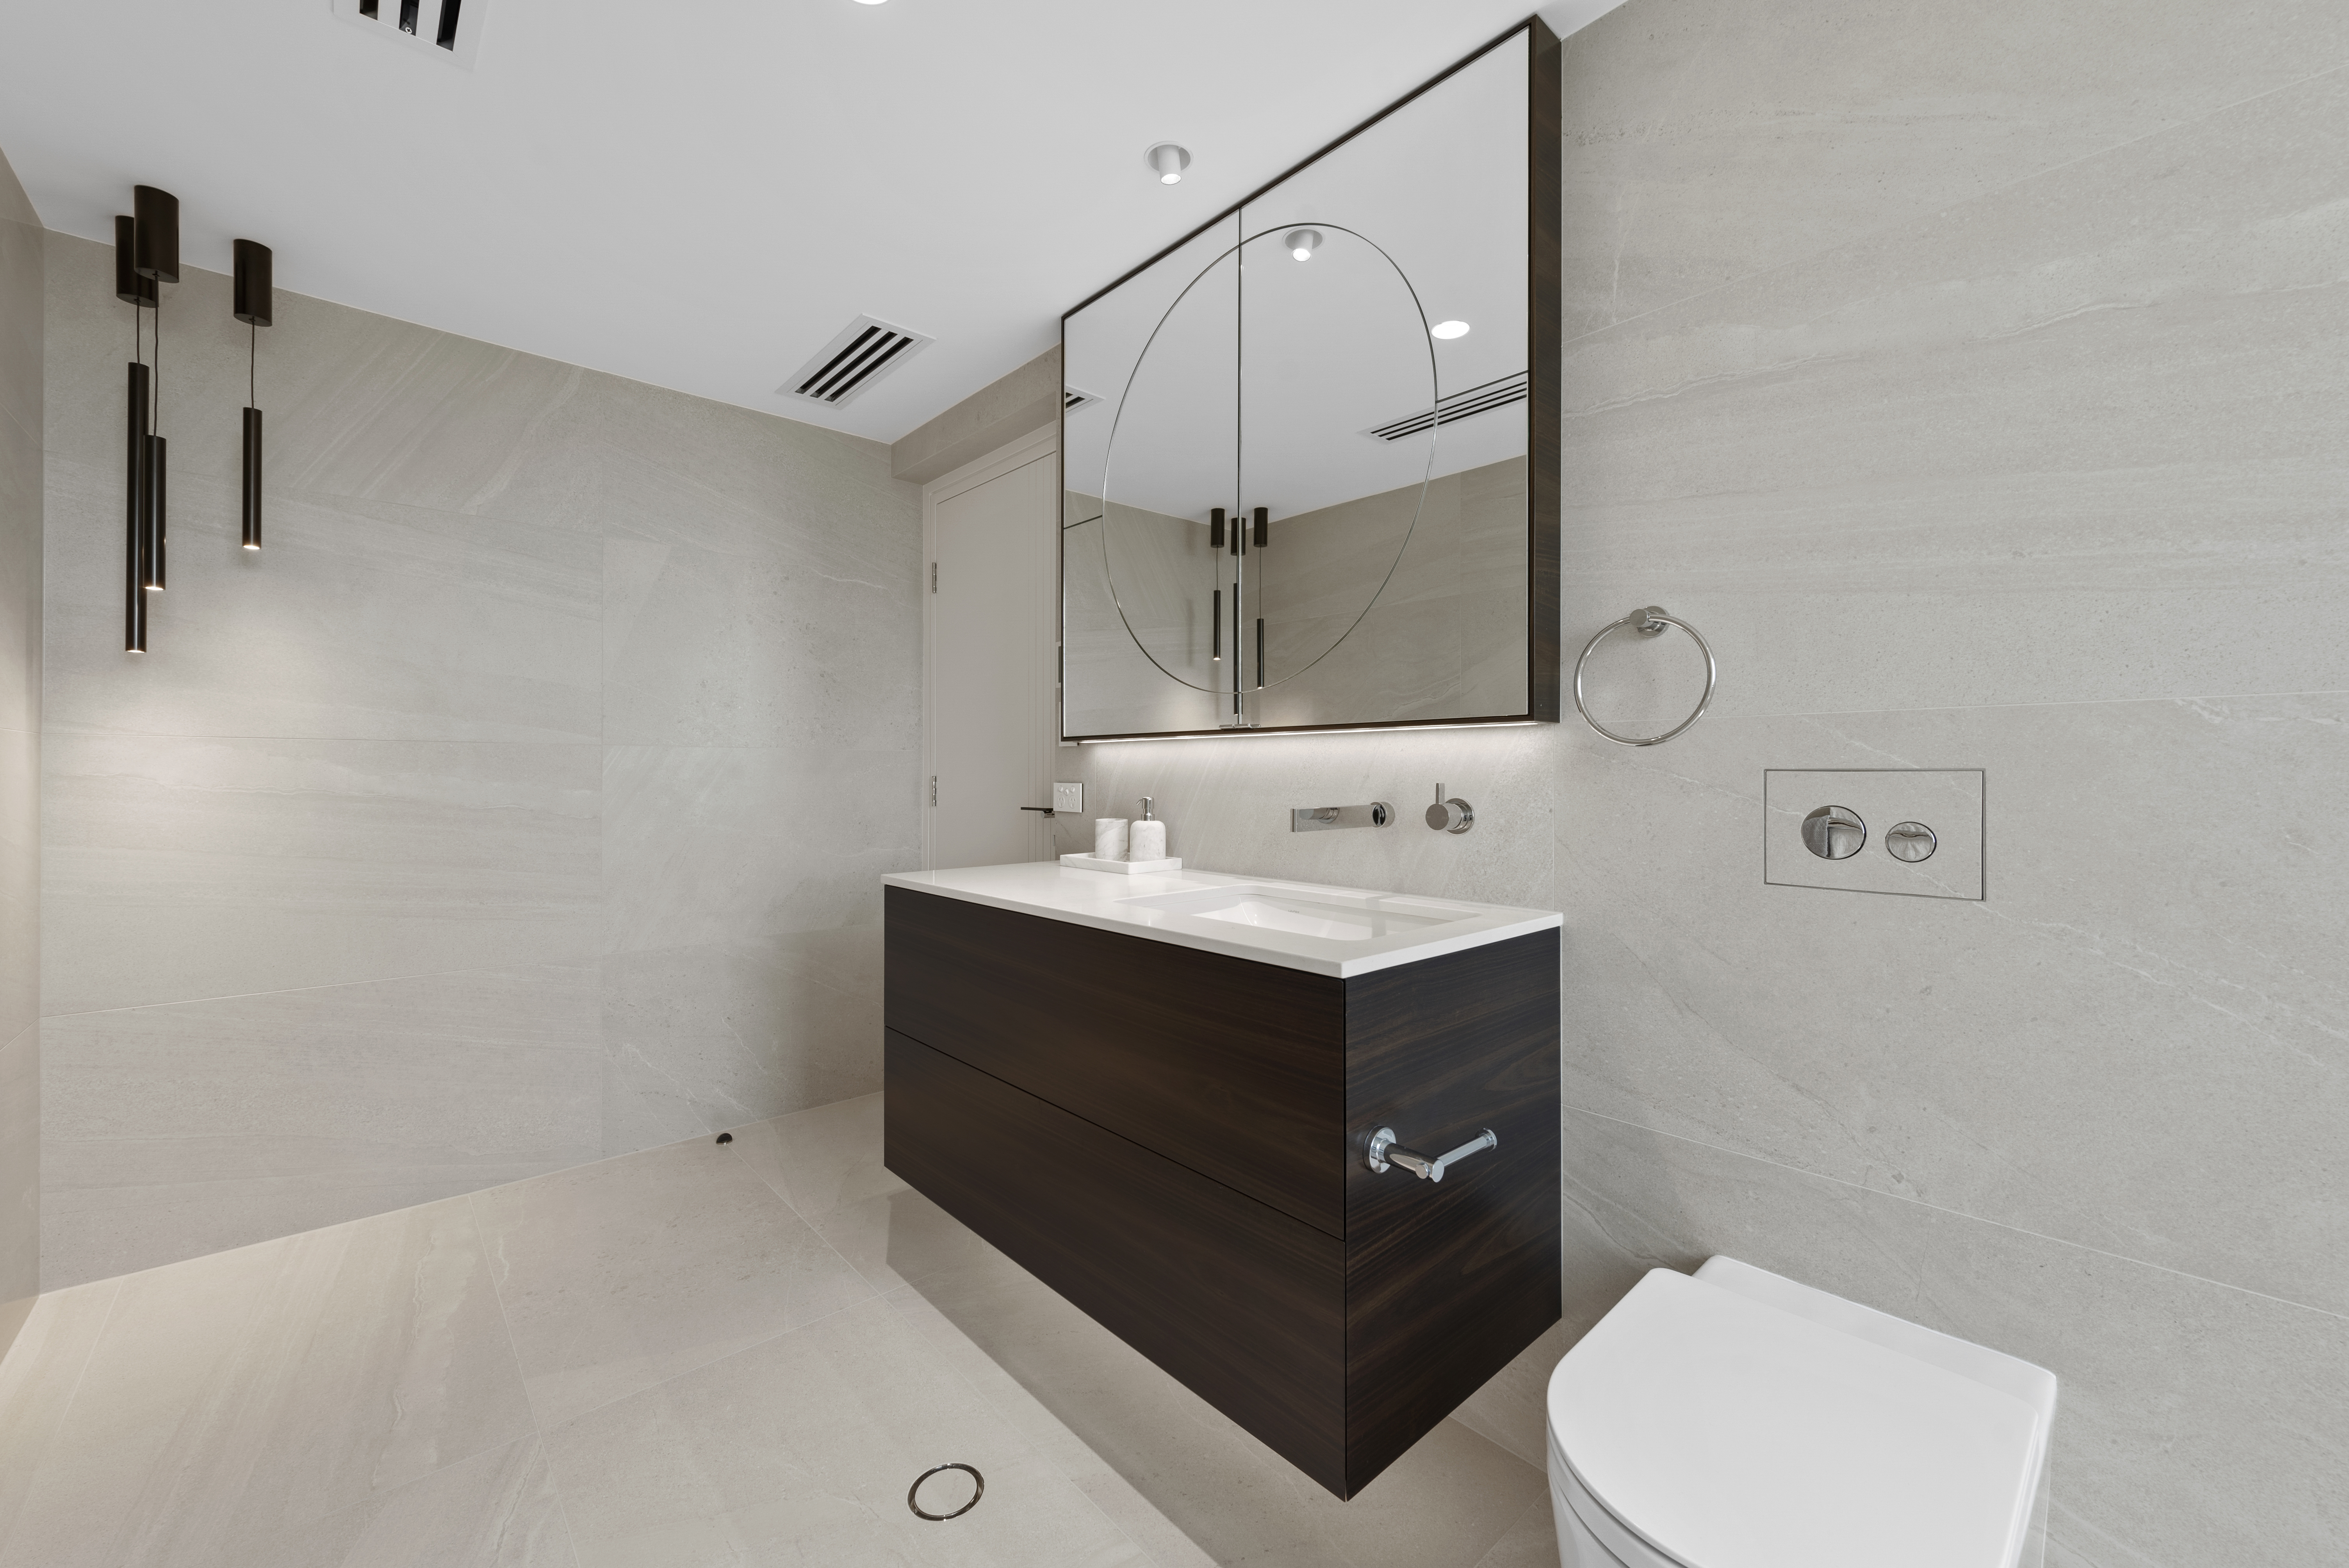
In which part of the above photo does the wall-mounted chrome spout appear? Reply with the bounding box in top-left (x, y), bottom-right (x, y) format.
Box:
top-left (1291, 803), bottom-right (1392, 832)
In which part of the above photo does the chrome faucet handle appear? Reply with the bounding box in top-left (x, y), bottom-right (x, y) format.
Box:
top-left (1365, 1126), bottom-right (1497, 1182)
top-left (1425, 783), bottom-right (1474, 834)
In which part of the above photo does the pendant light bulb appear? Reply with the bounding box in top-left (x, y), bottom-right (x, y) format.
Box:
top-left (1146, 143), bottom-right (1191, 185)
top-left (1284, 228), bottom-right (1322, 262)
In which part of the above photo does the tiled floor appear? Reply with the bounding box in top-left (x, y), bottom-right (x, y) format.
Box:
top-left (0, 1094), bottom-right (1553, 1568)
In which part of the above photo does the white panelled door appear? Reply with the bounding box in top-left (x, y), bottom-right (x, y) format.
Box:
top-left (925, 438), bottom-right (1059, 870)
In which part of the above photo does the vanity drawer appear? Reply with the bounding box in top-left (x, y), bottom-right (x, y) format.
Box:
top-left (884, 887), bottom-right (1347, 1237)
top-left (884, 1028), bottom-right (1347, 1493)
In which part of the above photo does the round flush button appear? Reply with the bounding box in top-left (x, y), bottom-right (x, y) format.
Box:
top-left (1801, 805), bottom-right (1866, 860)
top-left (1885, 821), bottom-right (1937, 863)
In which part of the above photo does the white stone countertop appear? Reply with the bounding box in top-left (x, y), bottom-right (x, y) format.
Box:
top-left (883, 861), bottom-right (1561, 979)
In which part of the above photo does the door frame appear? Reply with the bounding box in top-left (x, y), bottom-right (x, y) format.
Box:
top-left (920, 425), bottom-right (1060, 872)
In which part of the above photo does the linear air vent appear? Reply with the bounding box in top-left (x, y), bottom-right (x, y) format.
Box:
top-left (1064, 386), bottom-right (1104, 413)
top-left (780, 316), bottom-right (934, 408)
top-left (332, 0), bottom-right (488, 68)
top-left (1362, 372), bottom-right (1531, 442)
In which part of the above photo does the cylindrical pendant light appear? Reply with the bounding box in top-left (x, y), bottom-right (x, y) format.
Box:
top-left (131, 185), bottom-right (179, 282)
top-left (143, 434), bottom-right (166, 591)
top-left (125, 361), bottom-right (149, 652)
top-left (233, 240), bottom-right (272, 550)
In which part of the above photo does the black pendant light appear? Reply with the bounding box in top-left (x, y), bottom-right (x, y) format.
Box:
top-left (233, 240), bottom-right (272, 550)
top-left (125, 187), bottom-right (178, 644)
top-left (115, 216), bottom-right (151, 651)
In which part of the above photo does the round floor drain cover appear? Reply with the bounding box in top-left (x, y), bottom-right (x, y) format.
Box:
top-left (907, 1462), bottom-right (984, 1521)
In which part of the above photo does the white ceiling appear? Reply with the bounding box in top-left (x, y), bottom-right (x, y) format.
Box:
top-left (0, 0), bottom-right (1624, 445)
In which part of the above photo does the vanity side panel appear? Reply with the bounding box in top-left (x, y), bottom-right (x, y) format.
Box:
top-left (884, 886), bottom-right (1347, 1236)
top-left (1341, 928), bottom-right (1562, 1493)
top-left (885, 1028), bottom-right (1349, 1493)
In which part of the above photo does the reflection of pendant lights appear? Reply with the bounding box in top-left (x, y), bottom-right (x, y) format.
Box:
top-left (1284, 228), bottom-right (1321, 262)
top-left (116, 191), bottom-right (180, 650)
top-left (234, 241), bottom-right (273, 550)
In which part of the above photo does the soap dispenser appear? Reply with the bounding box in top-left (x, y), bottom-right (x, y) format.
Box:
top-left (1129, 798), bottom-right (1167, 862)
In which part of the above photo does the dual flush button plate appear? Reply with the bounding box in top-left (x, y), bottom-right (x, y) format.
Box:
top-left (1763, 770), bottom-right (1984, 901)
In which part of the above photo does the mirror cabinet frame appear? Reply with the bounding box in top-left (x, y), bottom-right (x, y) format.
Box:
top-left (1058, 16), bottom-right (1560, 742)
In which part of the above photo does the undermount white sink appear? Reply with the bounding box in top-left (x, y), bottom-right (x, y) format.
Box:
top-left (882, 862), bottom-right (1561, 978)
top-left (1118, 884), bottom-right (1473, 942)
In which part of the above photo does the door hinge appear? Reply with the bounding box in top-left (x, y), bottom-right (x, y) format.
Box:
top-left (929, 775), bottom-right (937, 806)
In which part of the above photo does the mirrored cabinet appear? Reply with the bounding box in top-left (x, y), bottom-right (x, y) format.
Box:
top-left (1061, 20), bottom-right (1560, 740)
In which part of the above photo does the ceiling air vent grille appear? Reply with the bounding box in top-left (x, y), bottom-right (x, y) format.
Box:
top-left (1362, 372), bottom-right (1530, 442)
top-left (781, 316), bottom-right (934, 407)
top-left (1063, 386), bottom-right (1104, 413)
top-left (332, 0), bottom-right (488, 68)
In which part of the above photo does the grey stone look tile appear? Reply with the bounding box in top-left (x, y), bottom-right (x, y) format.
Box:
top-left (39, 962), bottom-right (599, 1287)
top-left (0, 1027), bottom-right (39, 1330)
top-left (470, 1133), bottom-right (874, 1428)
top-left (601, 526), bottom-right (918, 751)
top-left (1556, 694), bottom-right (2349, 1317)
top-left (41, 457), bottom-right (601, 743)
top-left (1562, 1110), bottom-right (2349, 1566)
top-left (0, 1197), bottom-right (536, 1568)
top-left (601, 743), bottom-right (914, 956)
top-left (600, 933), bottom-right (881, 1153)
top-left (542, 1293), bottom-right (1146, 1568)
top-left (41, 732), bottom-right (599, 1015)
top-left (1556, 0), bottom-right (2349, 338)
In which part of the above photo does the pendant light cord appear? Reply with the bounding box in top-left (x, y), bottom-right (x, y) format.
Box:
top-left (249, 320), bottom-right (256, 407)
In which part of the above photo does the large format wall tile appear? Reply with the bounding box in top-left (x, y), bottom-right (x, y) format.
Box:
top-left (41, 732), bottom-right (598, 1015)
top-left (601, 743), bottom-right (914, 956)
top-left (1555, 0), bottom-right (2349, 337)
top-left (600, 929), bottom-right (881, 1153)
top-left (602, 527), bottom-right (918, 750)
top-left (42, 458), bottom-right (601, 743)
top-left (1561, 73), bottom-right (2349, 717)
top-left (1560, 1110), bottom-right (2349, 1566)
top-left (1555, 692), bottom-right (2349, 1317)
top-left (0, 405), bottom-right (38, 737)
top-left (44, 235), bottom-right (589, 519)
top-left (0, 1028), bottom-right (32, 1347)
top-left (1062, 722), bottom-right (1557, 911)
top-left (40, 962), bottom-right (599, 1287)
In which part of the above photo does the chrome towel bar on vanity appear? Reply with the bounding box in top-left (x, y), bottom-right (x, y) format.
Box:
top-left (1366, 1126), bottom-right (1498, 1182)
top-left (1572, 605), bottom-right (1717, 747)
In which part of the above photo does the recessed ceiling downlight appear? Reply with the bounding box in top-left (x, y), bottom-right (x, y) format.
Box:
top-left (1146, 144), bottom-right (1191, 185)
top-left (1430, 320), bottom-right (1471, 340)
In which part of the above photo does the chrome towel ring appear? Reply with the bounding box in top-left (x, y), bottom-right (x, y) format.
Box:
top-left (1572, 606), bottom-right (1716, 747)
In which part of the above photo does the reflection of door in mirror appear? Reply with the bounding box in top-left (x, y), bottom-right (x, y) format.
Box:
top-left (1059, 22), bottom-right (1556, 741)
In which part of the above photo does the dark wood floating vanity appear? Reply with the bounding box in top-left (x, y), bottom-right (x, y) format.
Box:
top-left (882, 865), bottom-right (1561, 1499)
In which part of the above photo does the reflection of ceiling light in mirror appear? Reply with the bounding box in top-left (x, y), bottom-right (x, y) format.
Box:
top-left (1146, 144), bottom-right (1191, 184)
top-left (1430, 320), bottom-right (1471, 339)
top-left (1285, 228), bottom-right (1323, 261)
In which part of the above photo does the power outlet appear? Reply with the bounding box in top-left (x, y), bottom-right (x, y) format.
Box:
top-left (1053, 781), bottom-right (1084, 816)
top-left (1763, 770), bottom-right (1984, 900)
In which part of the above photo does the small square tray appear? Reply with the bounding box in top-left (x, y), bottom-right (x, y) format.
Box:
top-left (1059, 853), bottom-right (1183, 875)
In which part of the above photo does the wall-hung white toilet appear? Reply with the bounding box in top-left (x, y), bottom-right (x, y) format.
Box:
top-left (1547, 1257), bottom-right (2057, 1568)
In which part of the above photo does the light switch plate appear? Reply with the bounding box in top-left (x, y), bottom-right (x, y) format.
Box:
top-left (1764, 770), bottom-right (1984, 900)
top-left (1053, 781), bottom-right (1085, 815)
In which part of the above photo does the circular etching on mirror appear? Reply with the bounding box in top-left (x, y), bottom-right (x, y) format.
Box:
top-left (1801, 805), bottom-right (1867, 860)
top-left (1097, 223), bottom-right (1438, 697)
